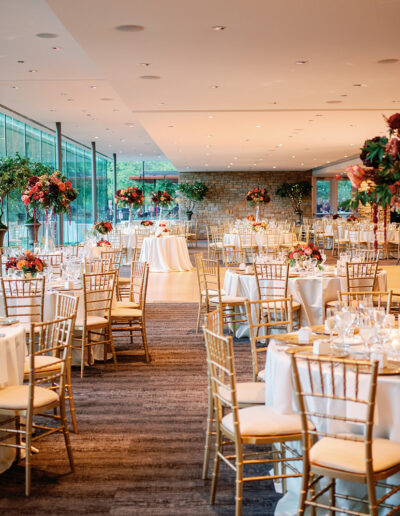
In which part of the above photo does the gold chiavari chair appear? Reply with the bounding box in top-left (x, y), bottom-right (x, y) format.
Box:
top-left (200, 257), bottom-right (247, 333)
top-left (205, 327), bottom-right (303, 516)
top-left (222, 246), bottom-right (247, 267)
top-left (0, 315), bottom-right (76, 495)
top-left (185, 220), bottom-right (198, 248)
top-left (388, 227), bottom-right (400, 261)
top-left (56, 244), bottom-right (79, 257)
top-left (291, 354), bottom-right (400, 516)
top-left (367, 229), bottom-right (388, 259)
top-left (245, 297), bottom-right (293, 382)
top-left (72, 271), bottom-right (117, 378)
top-left (115, 260), bottom-right (147, 309)
top-left (108, 228), bottom-right (122, 248)
top-left (338, 290), bottom-right (392, 312)
top-left (0, 277), bottom-right (45, 330)
top-left (238, 231), bottom-right (258, 258)
top-left (254, 263), bottom-right (301, 326)
top-left (117, 246), bottom-right (140, 299)
top-left (389, 290), bottom-right (400, 317)
top-left (84, 257), bottom-right (112, 274)
top-left (23, 292), bottom-right (79, 433)
top-left (135, 227), bottom-right (151, 251)
top-left (202, 308), bottom-right (265, 480)
top-left (346, 260), bottom-right (378, 292)
top-left (101, 248), bottom-right (123, 299)
top-left (37, 252), bottom-right (63, 277)
top-left (110, 263), bottom-right (150, 362)
top-left (332, 223), bottom-right (349, 256)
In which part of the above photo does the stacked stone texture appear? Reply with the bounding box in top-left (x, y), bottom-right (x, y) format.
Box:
top-left (179, 170), bottom-right (312, 238)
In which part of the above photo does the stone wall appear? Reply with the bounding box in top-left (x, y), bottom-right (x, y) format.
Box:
top-left (179, 170), bottom-right (312, 237)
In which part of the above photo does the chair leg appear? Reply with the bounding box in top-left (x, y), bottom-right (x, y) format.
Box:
top-left (60, 398), bottom-right (75, 472)
top-left (80, 333), bottom-right (86, 379)
top-left (25, 413), bottom-right (33, 496)
top-left (330, 478), bottom-right (335, 515)
top-left (210, 429), bottom-right (222, 504)
top-left (367, 475), bottom-right (378, 516)
top-left (281, 443), bottom-right (287, 494)
top-left (235, 447), bottom-right (243, 516)
top-left (141, 322), bottom-right (150, 362)
top-left (202, 380), bottom-right (214, 480)
top-left (196, 301), bottom-right (203, 334)
top-left (298, 464), bottom-right (310, 515)
top-left (66, 365), bottom-right (78, 434)
top-left (107, 324), bottom-right (118, 368)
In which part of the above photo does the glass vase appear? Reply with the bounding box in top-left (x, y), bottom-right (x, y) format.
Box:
top-left (159, 206), bottom-right (164, 221)
top-left (255, 204), bottom-right (260, 222)
top-left (43, 207), bottom-right (56, 252)
top-left (128, 205), bottom-right (133, 227)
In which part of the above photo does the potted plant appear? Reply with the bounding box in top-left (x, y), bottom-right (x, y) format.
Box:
top-left (0, 154), bottom-right (34, 247)
top-left (177, 181), bottom-right (208, 220)
top-left (275, 181), bottom-right (312, 224)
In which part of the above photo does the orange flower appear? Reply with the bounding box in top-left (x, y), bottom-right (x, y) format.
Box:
top-left (17, 260), bottom-right (27, 270)
top-left (58, 182), bottom-right (66, 191)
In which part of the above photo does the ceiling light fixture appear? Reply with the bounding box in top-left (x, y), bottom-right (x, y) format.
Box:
top-left (100, 97), bottom-right (113, 101)
top-left (11, 85), bottom-right (18, 89)
top-left (28, 69), bottom-right (38, 73)
top-left (208, 115), bottom-right (214, 119)
top-left (168, 125), bottom-right (174, 128)
top-left (90, 85), bottom-right (97, 89)
top-left (255, 124), bottom-right (261, 128)
top-left (140, 62), bottom-right (150, 67)
top-left (272, 166), bottom-right (276, 169)
top-left (115, 25), bottom-right (145, 32)
top-left (211, 25), bottom-right (226, 31)
top-left (36, 33), bottom-right (58, 38)
top-left (210, 85), bottom-right (219, 89)
top-left (352, 83), bottom-right (367, 87)
top-left (67, 98), bottom-right (73, 101)
top-left (139, 75), bottom-right (161, 80)
top-left (326, 100), bottom-right (342, 103)
top-left (17, 60), bottom-right (24, 63)
top-left (295, 60), bottom-right (308, 65)
top-left (52, 46), bottom-right (61, 51)
top-left (94, 136), bottom-right (99, 139)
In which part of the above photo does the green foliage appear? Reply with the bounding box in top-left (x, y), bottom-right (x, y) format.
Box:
top-left (177, 181), bottom-right (208, 211)
top-left (275, 181), bottom-right (312, 213)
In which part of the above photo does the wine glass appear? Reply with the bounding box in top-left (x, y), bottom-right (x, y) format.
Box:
top-left (325, 308), bottom-right (337, 345)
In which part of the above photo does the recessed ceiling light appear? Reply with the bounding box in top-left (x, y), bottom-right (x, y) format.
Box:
top-left (327, 160), bottom-right (331, 163)
top-left (105, 128), bottom-right (110, 131)
top-left (315, 114), bottom-right (323, 117)
top-left (36, 33), bottom-right (58, 38)
top-left (308, 120), bottom-right (314, 122)
top-left (125, 123), bottom-right (135, 127)
top-left (90, 85), bottom-right (97, 89)
top-left (208, 115), bottom-right (214, 119)
top-left (344, 155), bottom-right (348, 158)
top-left (341, 94), bottom-right (348, 97)
top-left (350, 143), bottom-right (355, 146)
top-left (204, 163), bottom-right (209, 167)
top-left (120, 139), bottom-right (126, 142)
top-left (301, 162), bottom-right (305, 166)
top-left (49, 109), bottom-right (55, 112)
top-left (352, 83), bottom-right (367, 87)
top-left (292, 155), bottom-right (296, 158)
top-left (52, 46), bottom-right (61, 51)
top-left (94, 136), bottom-right (99, 139)
top-left (115, 25), bottom-right (145, 32)
top-left (278, 143), bottom-right (283, 147)
top-left (60, 92), bottom-right (67, 96)
top-left (207, 134), bottom-right (213, 138)
top-left (28, 69), bottom-right (38, 73)
top-left (100, 97), bottom-right (113, 101)
top-left (92, 118), bottom-right (96, 121)
top-left (326, 100), bottom-right (342, 103)
top-left (67, 98), bottom-right (73, 101)
top-left (11, 85), bottom-right (18, 89)
top-left (140, 62), bottom-right (150, 67)
top-left (210, 85), bottom-right (219, 89)
top-left (113, 109), bottom-right (119, 112)
top-left (255, 124), bottom-right (261, 128)
top-left (272, 166), bottom-right (276, 169)
top-left (17, 60), bottom-right (24, 63)
top-left (211, 25), bottom-right (226, 31)
top-left (295, 60), bottom-right (308, 65)
top-left (233, 157), bottom-right (238, 160)
top-left (139, 75), bottom-right (160, 80)
top-left (377, 58), bottom-right (399, 64)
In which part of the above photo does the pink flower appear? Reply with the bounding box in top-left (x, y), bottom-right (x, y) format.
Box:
top-left (293, 252), bottom-right (300, 260)
top-left (346, 165), bottom-right (366, 189)
top-left (304, 247), bottom-right (312, 256)
top-left (385, 138), bottom-right (400, 159)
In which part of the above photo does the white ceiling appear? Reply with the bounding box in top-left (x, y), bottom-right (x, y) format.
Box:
top-left (2, 0), bottom-right (400, 171)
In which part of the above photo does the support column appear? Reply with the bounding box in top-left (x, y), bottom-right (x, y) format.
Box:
top-left (91, 141), bottom-right (97, 222)
top-left (113, 153), bottom-right (117, 225)
top-left (56, 122), bottom-right (63, 245)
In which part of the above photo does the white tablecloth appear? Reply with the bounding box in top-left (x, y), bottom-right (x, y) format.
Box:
top-left (224, 232), bottom-right (293, 248)
top-left (139, 236), bottom-right (192, 273)
top-left (223, 269), bottom-right (387, 334)
top-left (265, 341), bottom-right (400, 515)
top-left (0, 324), bottom-right (26, 473)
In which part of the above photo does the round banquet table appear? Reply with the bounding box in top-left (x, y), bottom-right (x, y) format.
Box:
top-left (0, 324), bottom-right (26, 473)
top-left (139, 235), bottom-right (193, 273)
top-left (265, 341), bottom-right (400, 515)
top-left (223, 268), bottom-right (387, 336)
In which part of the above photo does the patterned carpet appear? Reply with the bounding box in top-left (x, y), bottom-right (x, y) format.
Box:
top-left (0, 303), bottom-right (280, 515)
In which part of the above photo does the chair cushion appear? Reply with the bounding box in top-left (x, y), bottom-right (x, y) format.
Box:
top-left (0, 385), bottom-right (58, 411)
top-left (257, 369), bottom-right (266, 382)
top-left (210, 295), bottom-right (247, 304)
top-left (222, 405), bottom-right (310, 437)
top-left (310, 437), bottom-right (400, 474)
top-left (118, 277), bottom-right (131, 284)
top-left (262, 300), bottom-right (301, 310)
top-left (219, 382), bottom-right (265, 405)
top-left (111, 308), bottom-right (142, 318)
top-left (326, 300), bottom-right (339, 309)
top-left (24, 356), bottom-right (62, 375)
top-left (115, 301), bottom-right (139, 309)
top-left (201, 289), bottom-right (226, 297)
top-left (75, 315), bottom-right (108, 328)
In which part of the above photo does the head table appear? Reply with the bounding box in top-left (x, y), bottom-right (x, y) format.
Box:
top-left (0, 324), bottom-right (27, 473)
top-left (265, 341), bottom-right (400, 515)
top-left (223, 268), bottom-right (387, 337)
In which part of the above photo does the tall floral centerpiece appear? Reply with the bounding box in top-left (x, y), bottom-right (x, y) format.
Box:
top-left (246, 187), bottom-right (271, 222)
top-left (21, 171), bottom-right (78, 251)
top-left (344, 113), bottom-right (400, 255)
top-left (151, 190), bottom-right (173, 220)
top-left (94, 221), bottom-right (113, 236)
top-left (115, 186), bottom-right (145, 226)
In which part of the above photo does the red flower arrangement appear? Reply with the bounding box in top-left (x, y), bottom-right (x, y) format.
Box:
top-left (96, 240), bottom-right (112, 247)
top-left (115, 186), bottom-right (144, 208)
top-left (286, 243), bottom-right (322, 267)
top-left (251, 221), bottom-right (267, 232)
top-left (94, 221), bottom-right (113, 235)
top-left (347, 215), bottom-right (359, 222)
top-left (21, 171), bottom-right (77, 216)
top-left (246, 187), bottom-right (271, 206)
top-left (151, 190), bottom-right (173, 207)
top-left (6, 250), bottom-right (46, 277)
top-left (141, 220), bottom-right (153, 226)
top-left (246, 214), bottom-right (256, 221)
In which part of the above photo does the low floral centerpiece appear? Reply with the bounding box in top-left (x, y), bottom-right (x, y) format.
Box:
top-left (347, 215), bottom-right (359, 222)
top-left (97, 240), bottom-right (112, 247)
top-left (115, 186), bottom-right (145, 225)
top-left (246, 214), bottom-right (256, 222)
top-left (246, 187), bottom-right (271, 221)
top-left (285, 243), bottom-right (322, 267)
top-left (94, 221), bottom-right (113, 235)
top-left (21, 171), bottom-right (78, 251)
top-left (251, 221), bottom-right (267, 232)
top-left (5, 250), bottom-right (46, 277)
top-left (141, 220), bottom-right (153, 226)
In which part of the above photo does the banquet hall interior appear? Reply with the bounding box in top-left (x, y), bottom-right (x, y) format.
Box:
top-left (2, 1), bottom-right (400, 515)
